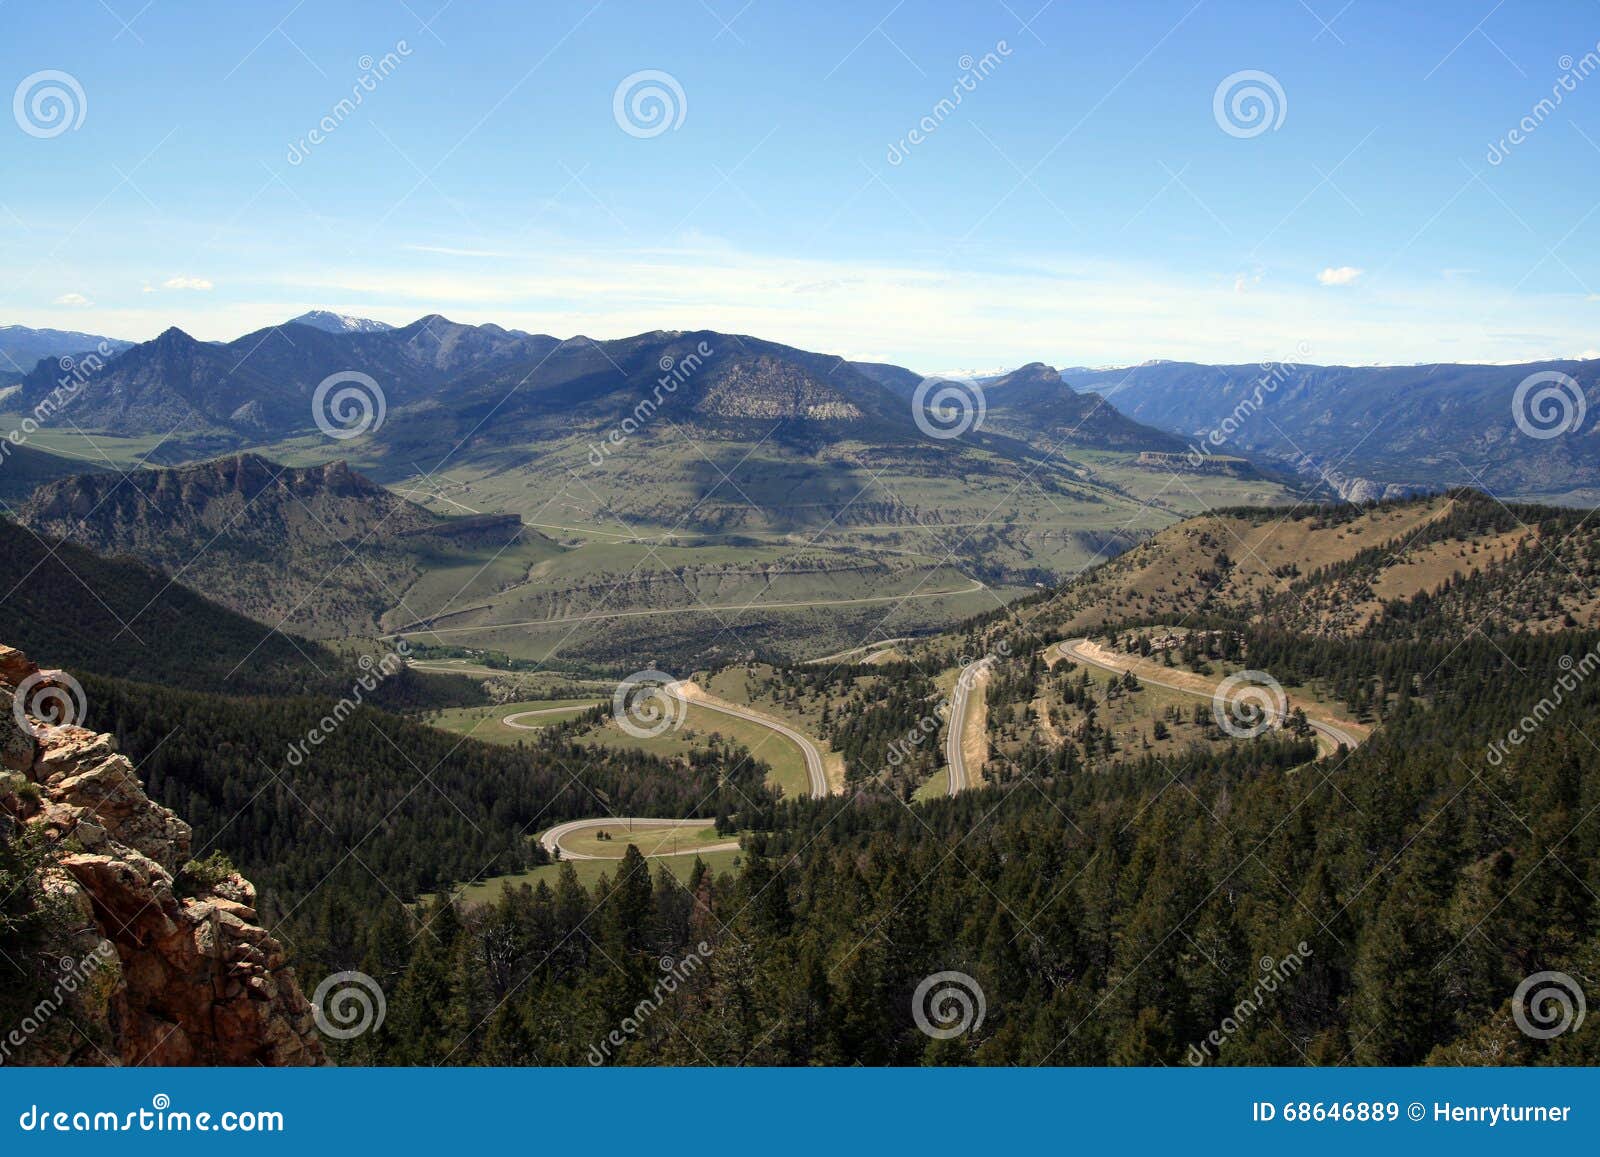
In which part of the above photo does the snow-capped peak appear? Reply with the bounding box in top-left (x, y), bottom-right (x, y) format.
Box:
top-left (288, 310), bottom-right (393, 334)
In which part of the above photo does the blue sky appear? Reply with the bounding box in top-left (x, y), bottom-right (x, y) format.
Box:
top-left (3, 0), bottom-right (1599, 368)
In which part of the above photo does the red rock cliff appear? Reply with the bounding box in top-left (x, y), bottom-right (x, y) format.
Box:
top-left (0, 643), bottom-right (325, 1066)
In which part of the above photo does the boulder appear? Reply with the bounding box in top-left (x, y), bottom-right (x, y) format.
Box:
top-left (1, 642), bottom-right (326, 1067)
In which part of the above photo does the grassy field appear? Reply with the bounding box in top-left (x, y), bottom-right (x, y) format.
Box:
top-left (550, 822), bottom-right (727, 859)
top-left (454, 847), bottom-right (742, 903)
top-left (409, 657), bottom-right (611, 686)
top-left (381, 531), bottom-right (1004, 668)
top-left (423, 698), bottom-right (602, 745)
top-left (577, 700), bottom-right (814, 801)
top-left (332, 431), bottom-right (1294, 665)
top-left (1068, 450), bottom-right (1295, 516)
top-left (701, 663), bottom-right (848, 790)
top-left (0, 419), bottom-right (198, 470)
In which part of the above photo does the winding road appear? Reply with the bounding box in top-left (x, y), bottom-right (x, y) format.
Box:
top-left (502, 703), bottom-right (601, 730)
top-left (523, 678), bottom-right (832, 867)
top-left (1052, 638), bottom-right (1364, 753)
top-left (806, 637), bottom-right (914, 665)
top-left (385, 581), bottom-right (988, 638)
top-left (538, 818), bottom-right (739, 861)
top-left (944, 659), bottom-right (993, 795)
top-left (666, 681), bottom-right (830, 800)
top-left (522, 632), bottom-right (1364, 865)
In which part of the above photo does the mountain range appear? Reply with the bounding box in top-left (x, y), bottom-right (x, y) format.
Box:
top-left (10, 316), bottom-right (561, 444)
top-left (1063, 357), bottom-right (1600, 503)
top-left (8, 312), bottom-right (1590, 504)
top-left (12, 316), bottom-right (1179, 461)
top-left (0, 324), bottom-right (132, 384)
top-left (3, 317), bottom-right (1255, 665)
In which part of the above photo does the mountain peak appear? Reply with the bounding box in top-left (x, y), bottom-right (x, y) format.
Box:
top-left (288, 310), bottom-right (393, 334)
top-left (146, 326), bottom-right (206, 355)
top-left (998, 361), bottom-right (1061, 382)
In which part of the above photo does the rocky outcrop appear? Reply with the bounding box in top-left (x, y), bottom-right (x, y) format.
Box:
top-left (0, 643), bottom-right (325, 1066)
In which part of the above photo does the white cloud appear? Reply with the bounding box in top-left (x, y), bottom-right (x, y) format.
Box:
top-left (402, 244), bottom-right (512, 259)
top-left (1317, 266), bottom-right (1363, 287)
top-left (53, 292), bottom-right (92, 306)
top-left (162, 276), bottom-right (214, 291)
top-left (21, 240), bottom-right (1600, 368)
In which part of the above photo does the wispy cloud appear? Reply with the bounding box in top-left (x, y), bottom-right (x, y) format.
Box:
top-left (1317, 266), bottom-right (1363, 287)
top-left (163, 276), bottom-right (214, 291)
top-left (401, 244), bottom-right (513, 259)
top-left (53, 292), bottom-right (92, 306)
top-left (16, 240), bottom-right (1600, 367)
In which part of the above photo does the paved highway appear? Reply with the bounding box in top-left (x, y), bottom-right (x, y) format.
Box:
top-left (667, 681), bottom-right (829, 799)
top-left (944, 658), bottom-right (993, 795)
top-left (538, 818), bottom-right (739, 861)
top-left (1054, 639), bottom-right (1363, 753)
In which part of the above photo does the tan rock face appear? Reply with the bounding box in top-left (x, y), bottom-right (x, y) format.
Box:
top-left (0, 682), bottom-right (36, 772)
top-left (0, 644), bottom-right (326, 1066)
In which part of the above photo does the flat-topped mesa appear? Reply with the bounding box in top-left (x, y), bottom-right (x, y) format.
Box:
top-left (0, 644), bottom-right (326, 1066)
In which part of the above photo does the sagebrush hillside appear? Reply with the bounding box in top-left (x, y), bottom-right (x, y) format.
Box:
top-left (1020, 490), bottom-right (1600, 639)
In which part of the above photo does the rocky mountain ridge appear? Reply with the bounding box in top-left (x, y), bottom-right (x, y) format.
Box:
top-left (0, 643), bottom-right (325, 1065)
top-left (18, 453), bottom-right (530, 638)
top-left (1063, 357), bottom-right (1600, 502)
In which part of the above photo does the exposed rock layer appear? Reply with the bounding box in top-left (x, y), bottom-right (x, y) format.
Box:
top-left (0, 643), bottom-right (325, 1066)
